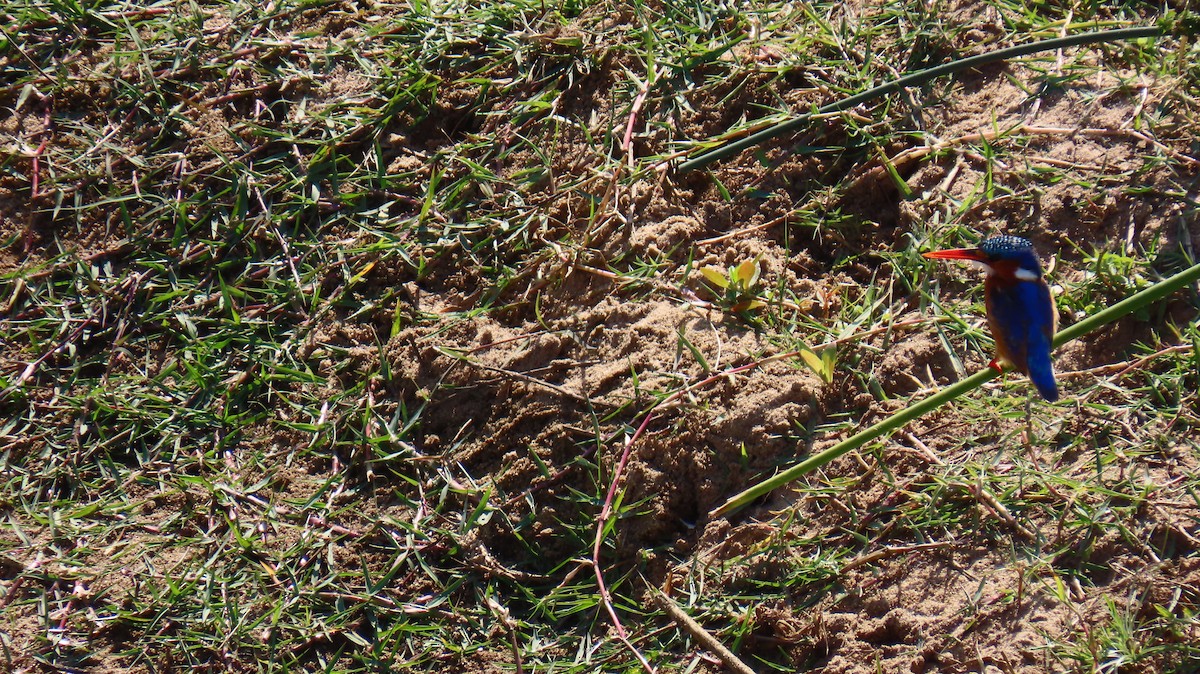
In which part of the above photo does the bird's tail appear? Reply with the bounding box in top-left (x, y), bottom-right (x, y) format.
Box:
top-left (1026, 333), bottom-right (1059, 402)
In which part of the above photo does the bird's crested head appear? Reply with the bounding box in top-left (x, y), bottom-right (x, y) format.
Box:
top-left (923, 235), bottom-right (1045, 281)
top-left (978, 235), bottom-right (1044, 281)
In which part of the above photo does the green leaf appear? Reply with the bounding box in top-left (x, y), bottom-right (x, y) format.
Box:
top-left (821, 347), bottom-right (837, 381)
top-left (700, 266), bottom-right (729, 288)
top-left (734, 257), bottom-right (760, 288)
top-left (797, 346), bottom-right (836, 383)
top-left (798, 347), bottom-right (826, 380)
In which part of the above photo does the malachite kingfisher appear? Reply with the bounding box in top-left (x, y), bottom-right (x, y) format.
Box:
top-left (923, 235), bottom-right (1059, 402)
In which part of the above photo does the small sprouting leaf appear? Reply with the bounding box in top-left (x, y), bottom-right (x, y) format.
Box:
top-left (799, 346), bottom-right (836, 383)
top-left (700, 266), bottom-right (729, 288)
top-left (713, 175), bottom-right (732, 202)
top-left (734, 258), bottom-right (760, 288)
top-left (821, 346), bottom-right (837, 379)
top-left (799, 347), bottom-right (823, 375)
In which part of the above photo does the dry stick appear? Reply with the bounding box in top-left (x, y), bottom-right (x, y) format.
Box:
top-left (853, 124), bottom-right (1200, 181)
top-left (207, 76), bottom-right (308, 106)
top-left (696, 209), bottom-right (795, 247)
top-left (505, 614), bottom-right (527, 674)
top-left (445, 354), bottom-right (609, 407)
top-left (462, 329), bottom-right (549, 353)
top-left (839, 541), bottom-right (951, 573)
top-left (695, 127), bottom-right (1009, 247)
top-left (651, 588), bottom-right (756, 674)
top-left (655, 316), bottom-right (932, 414)
top-left (964, 482), bottom-right (1037, 541)
top-left (1058, 343), bottom-right (1195, 379)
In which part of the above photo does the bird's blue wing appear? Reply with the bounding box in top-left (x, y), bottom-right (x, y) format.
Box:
top-left (989, 281), bottom-right (1058, 401)
top-left (988, 283), bottom-right (1030, 367)
top-left (1019, 281), bottom-right (1058, 401)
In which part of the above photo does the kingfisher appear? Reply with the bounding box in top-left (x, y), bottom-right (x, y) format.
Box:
top-left (923, 235), bottom-right (1059, 402)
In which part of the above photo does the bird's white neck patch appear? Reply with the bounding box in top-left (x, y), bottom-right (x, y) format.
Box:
top-left (976, 261), bottom-right (1040, 281)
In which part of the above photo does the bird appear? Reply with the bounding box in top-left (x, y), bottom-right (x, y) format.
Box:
top-left (923, 235), bottom-right (1059, 402)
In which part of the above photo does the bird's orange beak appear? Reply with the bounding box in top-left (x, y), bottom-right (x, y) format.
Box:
top-left (922, 247), bottom-right (989, 262)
